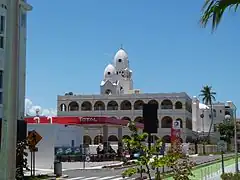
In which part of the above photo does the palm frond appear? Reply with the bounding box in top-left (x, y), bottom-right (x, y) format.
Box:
top-left (200, 0), bottom-right (240, 31)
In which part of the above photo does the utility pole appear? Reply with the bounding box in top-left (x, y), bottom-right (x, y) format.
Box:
top-left (0, 0), bottom-right (19, 179)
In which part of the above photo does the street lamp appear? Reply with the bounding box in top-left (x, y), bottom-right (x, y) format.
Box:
top-left (200, 113), bottom-right (206, 154)
top-left (225, 113), bottom-right (238, 173)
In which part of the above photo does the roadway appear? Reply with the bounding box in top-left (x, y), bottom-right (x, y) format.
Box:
top-left (63, 154), bottom-right (234, 180)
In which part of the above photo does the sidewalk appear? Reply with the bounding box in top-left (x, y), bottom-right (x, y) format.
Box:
top-left (24, 161), bottom-right (123, 176)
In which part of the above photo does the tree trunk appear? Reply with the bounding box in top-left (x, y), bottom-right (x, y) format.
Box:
top-left (207, 104), bottom-right (214, 142)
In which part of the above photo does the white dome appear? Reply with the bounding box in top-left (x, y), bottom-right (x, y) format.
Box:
top-left (199, 103), bottom-right (210, 110)
top-left (114, 48), bottom-right (128, 64)
top-left (104, 64), bottom-right (116, 78)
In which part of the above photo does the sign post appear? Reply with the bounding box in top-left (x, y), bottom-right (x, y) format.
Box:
top-left (217, 140), bottom-right (226, 174)
top-left (27, 130), bottom-right (42, 177)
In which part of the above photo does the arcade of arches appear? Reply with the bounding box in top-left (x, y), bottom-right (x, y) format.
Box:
top-left (84, 134), bottom-right (186, 145)
top-left (59, 99), bottom-right (192, 112)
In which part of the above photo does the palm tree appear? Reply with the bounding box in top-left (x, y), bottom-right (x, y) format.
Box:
top-left (199, 85), bottom-right (216, 139)
top-left (200, 0), bottom-right (240, 31)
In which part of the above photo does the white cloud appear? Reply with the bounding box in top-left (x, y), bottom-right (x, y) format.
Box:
top-left (25, 98), bottom-right (57, 116)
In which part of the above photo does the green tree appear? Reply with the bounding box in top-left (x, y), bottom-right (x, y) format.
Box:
top-left (16, 139), bottom-right (29, 180)
top-left (122, 121), bottom-right (163, 179)
top-left (218, 120), bottom-right (234, 151)
top-left (122, 121), bottom-right (194, 180)
top-left (199, 85), bottom-right (216, 140)
top-left (164, 140), bottom-right (195, 180)
top-left (200, 0), bottom-right (240, 31)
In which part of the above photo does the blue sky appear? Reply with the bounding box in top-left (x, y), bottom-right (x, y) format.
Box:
top-left (26, 0), bottom-right (240, 115)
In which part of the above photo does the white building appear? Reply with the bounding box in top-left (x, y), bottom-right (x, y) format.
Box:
top-left (192, 96), bottom-right (237, 141)
top-left (57, 48), bottom-right (194, 143)
top-left (0, 0), bottom-right (31, 120)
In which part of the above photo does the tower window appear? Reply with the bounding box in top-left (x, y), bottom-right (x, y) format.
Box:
top-left (0, 36), bottom-right (3, 49)
top-left (0, 92), bottom-right (2, 104)
top-left (107, 72), bottom-right (111, 75)
top-left (0, 70), bottom-right (2, 89)
top-left (118, 59), bottom-right (122, 62)
top-left (0, 16), bottom-right (5, 33)
top-left (105, 89), bottom-right (112, 95)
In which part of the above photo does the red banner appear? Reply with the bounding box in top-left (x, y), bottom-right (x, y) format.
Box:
top-left (171, 120), bottom-right (181, 143)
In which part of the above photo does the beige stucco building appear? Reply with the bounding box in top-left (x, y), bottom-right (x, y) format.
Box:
top-left (57, 48), bottom-right (194, 144)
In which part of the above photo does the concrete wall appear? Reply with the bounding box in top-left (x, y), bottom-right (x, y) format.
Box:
top-left (27, 124), bottom-right (83, 169)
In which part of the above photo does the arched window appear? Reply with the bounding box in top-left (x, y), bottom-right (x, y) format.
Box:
top-left (83, 135), bottom-right (92, 145)
top-left (161, 116), bottom-right (173, 128)
top-left (120, 100), bottom-right (132, 110)
top-left (68, 101), bottom-right (79, 111)
top-left (134, 100), bottom-right (144, 110)
top-left (148, 100), bottom-right (159, 108)
top-left (94, 101), bottom-right (105, 111)
top-left (175, 101), bottom-right (183, 109)
top-left (107, 101), bottom-right (118, 110)
top-left (108, 135), bottom-right (118, 142)
top-left (121, 117), bottom-right (131, 121)
top-left (134, 116), bottom-right (144, 123)
top-left (60, 103), bottom-right (67, 111)
top-left (94, 135), bottom-right (103, 144)
top-left (81, 101), bottom-right (92, 111)
top-left (161, 99), bottom-right (173, 109)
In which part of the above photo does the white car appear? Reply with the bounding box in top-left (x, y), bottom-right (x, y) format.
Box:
top-left (65, 148), bottom-right (72, 154)
top-left (56, 148), bottom-right (63, 155)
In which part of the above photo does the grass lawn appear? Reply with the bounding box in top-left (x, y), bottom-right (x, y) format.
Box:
top-left (164, 156), bottom-right (236, 179)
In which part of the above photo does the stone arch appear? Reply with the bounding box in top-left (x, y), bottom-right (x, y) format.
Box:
top-left (120, 100), bottom-right (132, 110)
top-left (94, 135), bottom-right (103, 144)
top-left (175, 101), bottom-right (183, 109)
top-left (134, 116), bottom-right (144, 123)
top-left (162, 135), bottom-right (171, 143)
top-left (68, 101), bottom-right (79, 111)
top-left (121, 117), bottom-right (131, 121)
top-left (107, 101), bottom-right (118, 110)
top-left (123, 135), bottom-right (131, 140)
top-left (161, 99), bottom-right (173, 109)
top-left (108, 135), bottom-right (118, 142)
top-left (60, 103), bottom-right (67, 111)
top-left (83, 135), bottom-right (92, 145)
top-left (94, 101), bottom-right (105, 111)
top-left (81, 101), bottom-right (92, 111)
top-left (176, 118), bottom-right (183, 128)
top-left (148, 99), bottom-right (159, 108)
top-left (161, 116), bottom-right (173, 128)
top-left (111, 116), bottom-right (118, 119)
top-left (134, 100), bottom-right (144, 110)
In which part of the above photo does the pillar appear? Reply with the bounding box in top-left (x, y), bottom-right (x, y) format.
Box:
top-left (102, 126), bottom-right (108, 152)
top-left (118, 127), bottom-right (123, 156)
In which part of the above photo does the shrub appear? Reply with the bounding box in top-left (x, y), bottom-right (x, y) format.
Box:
top-left (221, 172), bottom-right (240, 180)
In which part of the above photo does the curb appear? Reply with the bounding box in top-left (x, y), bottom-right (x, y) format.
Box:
top-left (46, 174), bottom-right (69, 180)
top-left (114, 164), bottom-right (136, 170)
